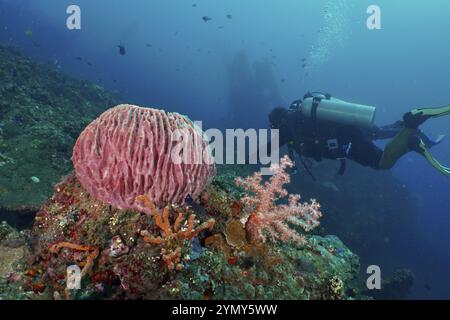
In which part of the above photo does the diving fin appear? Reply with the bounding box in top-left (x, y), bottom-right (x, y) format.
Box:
top-left (418, 132), bottom-right (446, 148)
top-left (379, 104), bottom-right (450, 175)
top-left (412, 104), bottom-right (450, 118)
top-left (409, 136), bottom-right (450, 178)
top-left (410, 105), bottom-right (450, 177)
top-left (379, 129), bottom-right (450, 177)
top-left (404, 104), bottom-right (450, 128)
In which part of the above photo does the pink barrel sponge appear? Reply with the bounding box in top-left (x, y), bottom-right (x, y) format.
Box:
top-left (72, 104), bottom-right (216, 211)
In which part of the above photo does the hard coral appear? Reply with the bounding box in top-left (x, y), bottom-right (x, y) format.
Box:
top-left (235, 155), bottom-right (322, 244)
top-left (72, 104), bottom-right (216, 211)
top-left (137, 195), bottom-right (215, 271)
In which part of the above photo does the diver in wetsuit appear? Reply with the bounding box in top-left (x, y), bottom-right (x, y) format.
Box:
top-left (269, 92), bottom-right (450, 178)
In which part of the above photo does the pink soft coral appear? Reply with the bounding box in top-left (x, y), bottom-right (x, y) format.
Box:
top-left (235, 155), bottom-right (322, 245)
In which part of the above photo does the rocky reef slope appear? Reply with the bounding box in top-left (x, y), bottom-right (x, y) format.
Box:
top-left (0, 46), bottom-right (118, 213)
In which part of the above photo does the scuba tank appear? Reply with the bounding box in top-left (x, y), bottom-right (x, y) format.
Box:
top-left (299, 92), bottom-right (377, 129)
top-left (288, 92), bottom-right (376, 178)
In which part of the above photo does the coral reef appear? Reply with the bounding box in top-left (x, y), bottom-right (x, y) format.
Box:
top-left (0, 42), bottom-right (425, 301)
top-left (235, 155), bottom-right (321, 244)
top-left (0, 46), bottom-right (365, 301)
top-left (73, 104), bottom-right (216, 210)
top-left (0, 163), bottom-right (360, 300)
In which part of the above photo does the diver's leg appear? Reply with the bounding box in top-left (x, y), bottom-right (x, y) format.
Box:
top-left (372, 121), bottom-right (404, 140)
top-left (343, 128), bottom-right (384, 168)
top-left (378, 104), bottom-right (450, 174)
top-left (378, 128), bottom-right (415, 169)
top-left (379, 128), bottom-right (450, 177)
top-left (370, 119), bottom-right (443, 144)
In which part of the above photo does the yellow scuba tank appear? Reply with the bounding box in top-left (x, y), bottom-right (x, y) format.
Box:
top-left (300, 92), bottom-right (377, 129)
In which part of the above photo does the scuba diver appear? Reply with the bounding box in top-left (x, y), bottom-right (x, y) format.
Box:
top-left (269, 92), bottom-right (450, 179)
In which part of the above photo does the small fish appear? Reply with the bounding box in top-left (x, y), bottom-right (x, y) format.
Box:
top-left (86, 61), bottom-right (93, 67)
top-left (321, 181), bottom-right (339, 192)
top-left (192, 4), bottom-right (197, 7)
top-left (218, 26), bottom-right (224, 29)
top-left (226, 14), bottom-right (233, 19)
top-left (52, 59), bottom-right (61, 68)
top-left (301, 58), bottom-right (306, 62)
top-left (117, 45), bottom-right (126, 55)
top-left (424, 284), bottom-right (432, 291)
top-left (75, 56), bottom-right (83, 61)
top-left (184, 194), bottom-right (194, 205)
top-left (145, 43), bottom-right (152, 48)
top-left (202, 16), bottom-right (212, 22)
top-left (302, 63), bottom-right (307, 68)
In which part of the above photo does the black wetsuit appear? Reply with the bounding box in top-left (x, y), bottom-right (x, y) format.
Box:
top-left (274, 108), bottom-right (402, 170)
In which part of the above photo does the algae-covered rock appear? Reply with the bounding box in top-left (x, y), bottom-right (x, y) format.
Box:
top-left (365, 269), bottom-right (414, 300)
top-left (178, 234), bottom-right (360, 300)
top-left (0, 45), bottom-right (119, 211)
